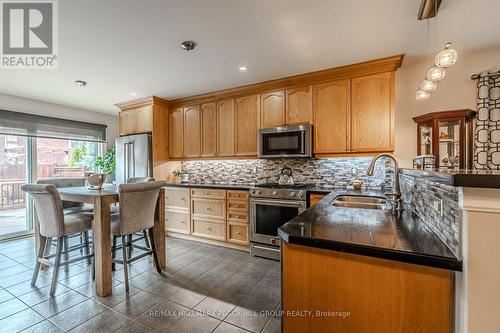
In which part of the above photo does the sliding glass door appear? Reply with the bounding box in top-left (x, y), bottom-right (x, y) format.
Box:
top-left (0, 136), bottom-right (102, 240)
top-left (0, 135), bottom-right (30, 238)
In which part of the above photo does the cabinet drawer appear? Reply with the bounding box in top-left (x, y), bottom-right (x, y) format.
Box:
top-left (191, 188), bottom-right (226, 200)
top-left (191, 198), bottom-right (226, 220)
top-left (166, 210), bottom-right (190, 234)
top-left (227, 190), bottom-right (248, 201)
top-left (227, 222), bottom-right (249, 245)
top-left (192, 218), bottom-right (226, 241)
top-left (227, 200), bottom-right (248, 213)
top-left (165, 188), bottom-right (190, 210)
top-left (227, 211), bottom-right (248, 224)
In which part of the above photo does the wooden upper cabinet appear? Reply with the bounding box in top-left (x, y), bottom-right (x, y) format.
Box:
top-left (169, 107), bottom-right (184, 158)
top-left (183, 105), bottom-right (201, 157)
top-left (234, 95), bottom-right (260, 156)
top-left (313, 80), bottom-right (351, 154)
top-left (119, 110), bottom-right (136, 136)
top-left (261, 91), bottom-right (285, 128)
top-left (351, 72), bottom-right (394, 152)
top-left (201, 103), bottom-right (217, 157)
top-left (286, 86), bottom-right (312, 125)
top-left (217, 99), bottom-right (235, 157)
top-left (118, 106), bottom-right (153, 135)
top-left (134, 106), bottom-right (153, 134)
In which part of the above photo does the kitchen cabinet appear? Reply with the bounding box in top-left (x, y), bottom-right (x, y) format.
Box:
top-left (286, 86), bottom-right (312, 125)
top-left (351, 72), bottom-right (394, 152)
top-left (282, 242), bottom-right (453, 333)
top-left (201, 102), bottom-right (217, 157)
top-left (309, 193), bottom-right (326, 207)
top-left (165, 186), bottom-right (249, 249)
top-left (118, 106), bottom-right (153, 136)
top-left (169, 107), bottom-right (184, 159)
top-left (313, 80), bottom-right (351, 153)
top-left (183, 106), bottom-right (201, 158)
top-left (235, 94), bottom-right (260, 156)
top-left (165, 187), bottom-right (190, 235)
top-left (217, 99), bottom-right (235, 157)
top-left (261, 91), bottom-right (285, 128)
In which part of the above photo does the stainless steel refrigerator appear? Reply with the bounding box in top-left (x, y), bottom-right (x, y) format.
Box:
top-left (115, 134), bottom-right (152, 184)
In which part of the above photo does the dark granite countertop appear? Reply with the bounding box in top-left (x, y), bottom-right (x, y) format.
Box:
top-left (278, 189), bottom-right (462, 271)
top-left (165, 182), bottom-right (254, 190)
top-left (401, 168), bottom-right (500, 188)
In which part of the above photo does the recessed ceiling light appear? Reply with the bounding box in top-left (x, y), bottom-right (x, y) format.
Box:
top-left (130, 92), bottom-right (138, 97)
top-left (239, 66), bottom-right (248, 72)
top-left (74, 80), bottom-right (87, 87)
top-left (181, 41), bottom-right (196, 51)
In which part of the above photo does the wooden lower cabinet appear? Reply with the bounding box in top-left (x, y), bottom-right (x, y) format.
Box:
top-left (309, 193), bottom-right (326, 207)
top-left (165, 210), bottom-right (190, 234)
top-left (227, 222), bottom-right (249, 245)
top-left (191, 218), bottom-right (226, 241)
top-left (282, 242), bottom-right (453, 333)
top-left (166, 187), bottom-right (250, 250)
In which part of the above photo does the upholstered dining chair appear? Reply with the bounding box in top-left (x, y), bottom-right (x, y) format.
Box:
top-left (111, 177), bottom-right (155, 267)
top-left (111, 180), bottom-right (165, 291)
top-left (21, 184), bottom-right (94, 296)
top-left (38, 178), bottom-right (92, 261)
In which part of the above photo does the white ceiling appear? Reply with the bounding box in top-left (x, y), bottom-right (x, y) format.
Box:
top-left (1, 0), bottom-right (500, 114)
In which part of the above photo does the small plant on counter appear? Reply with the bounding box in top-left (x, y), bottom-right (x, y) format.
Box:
top-left (173, 168), bottom-right (191, 182)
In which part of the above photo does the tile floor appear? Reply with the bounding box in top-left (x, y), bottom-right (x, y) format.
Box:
top-left (0, 236), bottom-right (281, 333)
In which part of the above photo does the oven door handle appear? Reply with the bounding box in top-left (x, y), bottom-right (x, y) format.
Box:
top-left (251, 198), bottom-right (306, 207)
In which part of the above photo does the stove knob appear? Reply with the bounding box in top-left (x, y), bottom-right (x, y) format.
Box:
top-left (290, 192), bottom-right (296, 197)
top-left (256, 190), bottom-right (262, 195)
top-left (272, 190), bottom-right (278, 196)
top-left (297, 191), bottom-right (304, 197)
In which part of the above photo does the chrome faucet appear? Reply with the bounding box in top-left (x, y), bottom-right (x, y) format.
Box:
top-left (366, 153), bottom-right (403, 213)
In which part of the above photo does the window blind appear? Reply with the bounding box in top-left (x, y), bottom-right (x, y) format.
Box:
top-left (0, 109), bottom-right (107, 142)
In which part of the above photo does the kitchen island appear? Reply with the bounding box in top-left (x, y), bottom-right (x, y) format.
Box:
top-left (278, 189), bottom-right (461, 333)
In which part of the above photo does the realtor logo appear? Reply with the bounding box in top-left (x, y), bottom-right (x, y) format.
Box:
top-left (1, 0), bottom-right (58, 69)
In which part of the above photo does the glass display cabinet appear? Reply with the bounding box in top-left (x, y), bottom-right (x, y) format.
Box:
top-left (413, 109), bottom-right (476, 170)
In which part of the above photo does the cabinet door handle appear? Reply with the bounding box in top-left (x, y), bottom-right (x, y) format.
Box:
top-left (236, 232), bottom-right (241, 236)
top-left (180, 198), bottom-right (185, 201)
top-left (234, 205), bottom-right (241, 208)
top-left (205, 227), bottom-right (212, 231)
top-left (205, 192), bottom-right (210, 195)
top-left (180, 221), bottom-right (185, 224)
top-left (206, 207), bottom-right (211, 211)
top-left (235, 194), bottom-right (240, 197)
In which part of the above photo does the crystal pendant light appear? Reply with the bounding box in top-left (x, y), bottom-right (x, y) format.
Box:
top-left (435, 42), bottom-right (458, 67)
top-left (426, 66), bottom-right (446, 81)
top-left (420, 80), bottom-right (437, 92)
top-left (416, 89), bottom-right (430, 100)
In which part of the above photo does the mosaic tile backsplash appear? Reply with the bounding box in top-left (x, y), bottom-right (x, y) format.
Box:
top-left (400, 173), bottom-right (461, 256)
top-left (182, 157), bottom-right (393, 190)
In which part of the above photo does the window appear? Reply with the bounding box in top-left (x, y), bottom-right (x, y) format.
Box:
top-left (0, 109), bottom-right (106, 239)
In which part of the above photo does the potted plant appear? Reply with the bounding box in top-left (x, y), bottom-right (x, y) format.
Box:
top-left (94, 148), bottom-right (116, 183)
top-left (173, 168), bottom-right (190, 182)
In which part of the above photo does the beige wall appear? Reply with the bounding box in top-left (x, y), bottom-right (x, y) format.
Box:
top-left (0, 92), bottom-right (118, 148)
top-left (395, 46), bottom-right (500, 168)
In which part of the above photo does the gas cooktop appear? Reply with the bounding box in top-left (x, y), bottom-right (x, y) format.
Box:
top-left (250, 183), bottom-right (315, 200)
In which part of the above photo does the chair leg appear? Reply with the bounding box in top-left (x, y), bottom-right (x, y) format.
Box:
top-left (121, 235), bottom-right (129, 292)
top-left (127, 234), bottom-right (133, 259)
top-left (79, 233), bottom-right (84, 255)
top-left (32, 236), bottom-right (48, 286)
top-left (111, 235), bottom-right (117, 272)
top-left (143, 230), bottom-right (151, 248)
top-left (63, 236), bottom-right (69, 272)
top-left (83, 231), bottom-right (91, 265)
top-left (50, 237), bottom-right (64, 296)
top-left (148, 228), bottom-right (161, 273)
top-left (91, 237), bottom-right (95, 281)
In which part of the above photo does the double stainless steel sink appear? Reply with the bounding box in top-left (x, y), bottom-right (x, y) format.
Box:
top-left (330, 195), bottom-right (391, 210)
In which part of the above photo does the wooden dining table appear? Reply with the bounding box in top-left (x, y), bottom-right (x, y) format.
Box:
top-left (33, 184), bottom-right (166, 297)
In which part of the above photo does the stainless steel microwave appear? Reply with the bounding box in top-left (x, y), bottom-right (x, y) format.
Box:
top-left (258, 124), bottom-right (312, 158)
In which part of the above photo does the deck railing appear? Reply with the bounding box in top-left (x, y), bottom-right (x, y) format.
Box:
top-left (0, 180), bottom-right (25, 209)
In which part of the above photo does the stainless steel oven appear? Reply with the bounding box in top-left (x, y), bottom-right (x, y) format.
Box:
top-left (249, 185), bottom-right (309, 260)
top-left (258, 124), bottom-right (312, 158)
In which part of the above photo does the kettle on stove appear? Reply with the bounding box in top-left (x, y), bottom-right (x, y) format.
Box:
top-left (278, 166), bottom-right (294, 185)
